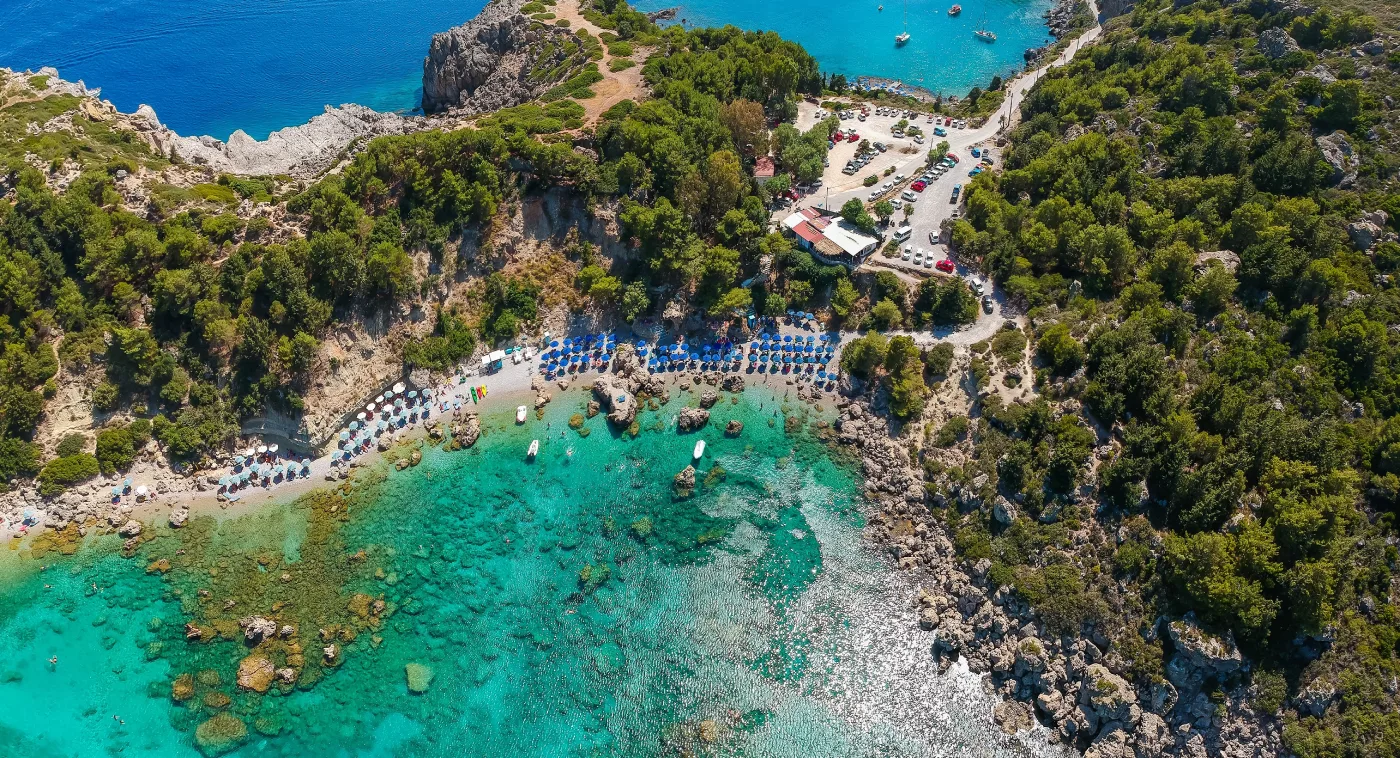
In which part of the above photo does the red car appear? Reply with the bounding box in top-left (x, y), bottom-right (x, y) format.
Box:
top-left (911, 181), bottom-right (927, 191)
top-left (944, 117), bottom-right (952, 126)
top-left (946, 152), bottom-right (960, 162)
top-left (847, 133), bottom-right (860, 142)
top-left (935, 259), bottom-right (955, 273)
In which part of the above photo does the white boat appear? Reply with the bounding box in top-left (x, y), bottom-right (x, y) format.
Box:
top-left (895, 32), bottom-right (910, 45)
top-left (516, 405), bottom-right (527, 424)
top-left (895, 0), bottom-right (910, 45)
top-left (527, 439), bottom-right (539, 459)
top-left (693, 439), bottom-right (706, 460)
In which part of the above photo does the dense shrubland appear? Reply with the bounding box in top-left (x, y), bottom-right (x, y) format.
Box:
top-left (940, 0), bottom-right (1400, 751)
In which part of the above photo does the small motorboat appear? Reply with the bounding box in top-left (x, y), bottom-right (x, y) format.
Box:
top-left (693, 439), bottom-right (706, 460)
top-left (975, 28), bottom-right (997, 41)
top-left (949, 4), bottom-right (961, 14)
top-left (516, 405), bottom-right (527, 424)
top-left (527, 439), bottom-right (539, 459)
top-left (895, 31), bottom-right (910, 45)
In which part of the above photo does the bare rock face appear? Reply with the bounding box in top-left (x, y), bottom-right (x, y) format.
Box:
top-left (1165, 612), bottom-right (1243, 690)
top-left (593, 377), bottom-right (637, 427)
top-left (1258, 28), bottom-right (1300, 59)
top-left (453, 414), bottom-right (482, 448)
top-left (699, 390), bottom-right (718, 409)
top-left (677, 407), bottom-right (710, 432)
top-left (1317, 131), bottom-right (1359, 187)
top-left (154, 104), bottom-right (413, 178)
top-left (239, 616), bottom-right (278, 644)
top-left (673, 465), bottom-right (696, 494)
top-left (724, 419), bottom-right (744, 437)
top-left (421, 0), bottom-right (583, 115)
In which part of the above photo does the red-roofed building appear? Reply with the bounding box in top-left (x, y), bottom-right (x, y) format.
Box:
top-left (754, 156), bottom-right (776, 179)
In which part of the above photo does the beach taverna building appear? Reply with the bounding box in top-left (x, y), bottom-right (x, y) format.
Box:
top-left (481, 349), bottom-right (507, 373)
top-left (781, 207), bottom-right (880, 269)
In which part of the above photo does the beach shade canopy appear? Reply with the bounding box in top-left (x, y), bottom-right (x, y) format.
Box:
top-left (820, 334), bottom-right (829, 341)
top-left (818, 370), bottom-right (827, 379)
top-left (407, 390), bottom-right (418, 399)
top-left (135, 485), bottom-right (149, 496)
top-left (393, 381), bottom-right (406, 394)
top-left (269, 444), bottom-right (278, 453)
top-left (257, 445), bottom-right (268, 454)
top-left (376, 394), bottom-right (386, 404)
top-left (357, 412), bottom-right (367, 421)
top-left (602, 354), bottom-right (612, 362)
top-left (339, 431), bottom-right (350, 441)
top-left (760, 355), bottom-right (768, 363)
top-left (301, 459), bottom-right (311, 467)
top-left (233, 455), bottom-right (244, 466)
top-left (112, 487), bottom-right (122, 496)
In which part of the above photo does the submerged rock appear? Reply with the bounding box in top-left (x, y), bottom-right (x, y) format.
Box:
top-left (194, 714), bottom-right (247, 756)
top-left (237, 655), bottom-right (275, 693)
top-left (725, 419), bottom-right (744, 437)
top-left (405, 662), bottom-right (434, 693)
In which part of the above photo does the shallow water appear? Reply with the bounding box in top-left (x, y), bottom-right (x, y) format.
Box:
top-left (0, 388), bottom-right (1063, 757)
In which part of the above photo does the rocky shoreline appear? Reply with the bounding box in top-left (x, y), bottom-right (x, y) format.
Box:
top-left (834, 387), bottom-right (1280, 758)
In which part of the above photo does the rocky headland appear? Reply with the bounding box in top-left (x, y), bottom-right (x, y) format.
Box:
top-left (421, 0), bottom-right (596, 115)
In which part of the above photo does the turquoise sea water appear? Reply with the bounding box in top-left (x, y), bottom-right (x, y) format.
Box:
top-left (637, 0), bottom-right (1057, 97)
top-left (1, 0), bottom-right (1051, 141)
top-left (0, 389), bottom-right (1058, 757)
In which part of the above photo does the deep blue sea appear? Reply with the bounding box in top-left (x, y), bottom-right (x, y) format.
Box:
top-left (1, 0), bottom-right (1051, 141)
top-left (0, 0), bottom-right (484, 140)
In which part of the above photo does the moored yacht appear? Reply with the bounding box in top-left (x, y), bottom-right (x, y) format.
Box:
top-left (527, 439), bottom-right (539, 459)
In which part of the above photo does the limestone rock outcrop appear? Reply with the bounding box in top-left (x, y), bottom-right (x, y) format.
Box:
top-left (421, 0), bottom-right (587, 115)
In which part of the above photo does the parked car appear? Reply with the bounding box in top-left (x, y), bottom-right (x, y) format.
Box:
top-left (933, 127), bottom-right (947, 137)
top-left (971, 147), bottom-right (982, 158)
top-left (970, 279), bottom-right (984, 295)
top-left (890, 199), bottom-right (904, 210)
top-left (982, 295), bottom-right (994, 313)
top-left (847, 133), bottom-right (860, 142)
top-left (894, 225), bottom-right (913, 241)
top-left (912, 249), bottom-right (924, 265)
top-left (946, 152), bottom-right (960, 163)
top-left (935, 259), bottom-right (955, 273)
top-left (924, 257), bottom-right (934, 269)
top-left (911, 181), bottom-right (927, 192)
top-left (901, 189), bottom-right (917, 202)
top-left (895, 173), bottom-right (905, 181)
top-left (913, 136), bottom-right (924, 145)
top-left (881, 181), bottom-right (894, 191)
top-left (901, 245), bottom-right (912, 260)
top-left (929, 230), bottom-right (938, 244)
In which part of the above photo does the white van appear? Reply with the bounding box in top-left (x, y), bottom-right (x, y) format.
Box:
top-left (893, 225), bottom-right (913, 242)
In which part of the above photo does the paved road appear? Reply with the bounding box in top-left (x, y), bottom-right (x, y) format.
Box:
top-left (791, 5), bottom-right (1105, 344)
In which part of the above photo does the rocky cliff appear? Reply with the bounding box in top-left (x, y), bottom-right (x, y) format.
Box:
top-left (421, 0), bottom-right (586, 115)
top-left (132, 103), bottom-right (415, 178)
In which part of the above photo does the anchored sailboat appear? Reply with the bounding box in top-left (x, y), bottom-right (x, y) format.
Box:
top-left (895, 0), bottom-right (910, 45)
top-left (974, 9), bottom-right (996, 41)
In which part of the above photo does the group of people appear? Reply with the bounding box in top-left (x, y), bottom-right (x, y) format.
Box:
top-left (330, 383), bottom-right (438, 466)
top-left (215, 443), bottom-right (311, 500)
